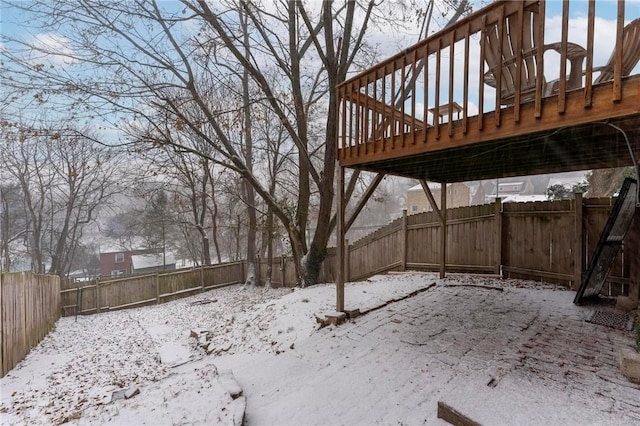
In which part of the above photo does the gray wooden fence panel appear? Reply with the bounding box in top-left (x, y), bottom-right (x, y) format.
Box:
top-left (1, 272), bottom-right (60, 378)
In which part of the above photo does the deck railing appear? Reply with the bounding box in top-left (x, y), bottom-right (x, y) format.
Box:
top-left (337, 0), bottom-right (638, 164)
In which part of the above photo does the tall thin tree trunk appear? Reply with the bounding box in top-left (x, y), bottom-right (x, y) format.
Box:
top-left (241, 7), bottom-right (257, 285)
top-left (289, 1), bottom-right (309, 252)
top-left (265, 205), bottom-right (274, 288)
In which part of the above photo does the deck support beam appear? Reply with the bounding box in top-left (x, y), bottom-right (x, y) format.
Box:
top-left (336, 171), bottom-right (386, 312)
top-left (440, 182), bottom-right (448, 279)
top-left (419, 180), bottom-right (444, 223)
top-left (418, 179), bottom-right (447, 278)
top-left (345, 173), bottom-right (385, 232)
top-left (336, 166), bottom-right (345, 312)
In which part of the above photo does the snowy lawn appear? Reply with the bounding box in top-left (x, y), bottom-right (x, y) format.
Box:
top-left (1, 272), bottom-right (639, 425)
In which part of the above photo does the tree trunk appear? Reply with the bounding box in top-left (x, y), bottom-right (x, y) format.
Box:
top-left (289, 1), bottom-right (310, 253)
top-left (0, 188), bottom-right (11, 271)
top-left (199, 228), bottom-right (211, 265)
top-left (299, 1), bottom-right (340, 286)
top-left (266, 209), bottom-right (274, 289)
top-left (241, 7), bottom-right (257, 286)
top-left (207, 168), bottom-right (222, 264)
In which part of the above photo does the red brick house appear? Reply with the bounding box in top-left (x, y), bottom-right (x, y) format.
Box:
top-left (99, 249), bottom-right (154, 277)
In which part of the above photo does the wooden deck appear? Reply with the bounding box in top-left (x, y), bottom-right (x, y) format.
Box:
top-left (336, 0), bottom-right (640, 183)
top-left (334, 0), bottom-right (640, 311)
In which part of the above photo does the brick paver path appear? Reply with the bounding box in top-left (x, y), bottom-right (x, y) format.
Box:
top-left (235, 282), bottom-right (640, 425)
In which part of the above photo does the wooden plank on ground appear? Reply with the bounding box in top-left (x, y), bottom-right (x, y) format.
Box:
top-left (437, 401), bottom-right (482, 426)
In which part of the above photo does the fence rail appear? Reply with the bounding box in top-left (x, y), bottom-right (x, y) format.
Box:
top-left (56, 196), bottom-right (632, 318)
top-left (1, 196), bottom-right (633, 379)
top-left (253, 196), bottom-right (631, 296)
top-left (343, 196), bottom-right (633, 296)
top-left (60, 262), bottom-right (246, 315)
top-left (1, 272), bottom-right (60, 378)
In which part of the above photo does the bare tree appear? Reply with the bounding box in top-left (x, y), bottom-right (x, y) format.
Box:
top-left (587, 168), bottom-right (635, 198)
top-left (0, 184), bottom-right (26, 271)
top-left (0, 121), bottom-right (121, 276)
top-left (2, 0), bottom-right (470, 284)
top-left (155, 147), bottom-right (216, 266)
top-left (254, 100), bottom-right (293, 287)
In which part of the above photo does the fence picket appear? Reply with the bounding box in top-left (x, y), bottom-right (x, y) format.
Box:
top-left (1, 197), bottom-right (634, 378)
top-left (1, 272), bottom-right (60, 378)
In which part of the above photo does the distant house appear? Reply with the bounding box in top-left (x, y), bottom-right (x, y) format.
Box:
top-left (500, 194), bottom-right (549, 203)
top-left (405, 173), bottom-right (587, 212)
top-left (131, 252), bottom-right (176, 274)
top-left (100, 249), bottom-right (155, 277)
top-left (482, 173), bottom-right (587, 204)
top-left (485, 177), bottom-right (543, 203)
top-left (406, 182), bottom-right (471, 214)
top-left (467, 181), bottom-right (493, 205)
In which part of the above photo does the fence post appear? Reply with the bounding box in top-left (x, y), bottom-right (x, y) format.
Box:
top-left (345, 239), bottom-right (351, 282)
top-left (573, 192), bottom-right (584, 291)
top-left (256, 255), bottom-right (261, 286)
top-left (55, 276), bottom-right (61, 326)
top-left (281, 256), bottom-right (286, 287)
top-left (200, 265), bottom-right (205, 292)
top-left (95, 277), bottom-right (101, 314)
top-left (401, 209), bottom-right (408, 271)
top-left (21, 272), bottom-right (27, 359)
top-left (155, 272), bottom-right (160, 304)
top-left (0, 272), bottom-right (3, 377)
top-left (494, 198), bottom-right (502, 276)
top-left (628, 207), bottom-right (640, 303)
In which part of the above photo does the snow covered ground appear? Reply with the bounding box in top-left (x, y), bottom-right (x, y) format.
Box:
top-left (1, 272), bottom-right (639, 425)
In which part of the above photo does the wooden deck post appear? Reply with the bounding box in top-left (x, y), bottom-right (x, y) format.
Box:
top-left (494, 198), bottom-right (502, 275)
top-left (440, 183), bottom-right (447, 279)
top-left (418, 179), bottom-right (447, 277)
top-left (573, 192), bottom-right (584, 291)
top-left (337, 166), bottom-right (345, 312)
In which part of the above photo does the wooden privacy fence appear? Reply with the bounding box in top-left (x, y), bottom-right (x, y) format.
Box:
top-left (60, 262), bottom-right (245, 315)
top-left (256, 254), bottom-right (336, 288)
top-left (1, 197), bottom-right (630, 377)
top-left (346, 202), bottom-right (499, 282)
top-left (1, 272), bottom-right (60, 378)
top-left (345, 196), bottom-right (633, 295)
top-left (61, 257), bottom-right (335, 318)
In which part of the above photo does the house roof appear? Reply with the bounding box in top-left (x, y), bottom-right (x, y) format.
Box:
top-left (131, 252), bottom-right (176, 270)
top-left (407, 182), bottom-right (469, 192)
top-left (498, 194), bottom-right (549, 203)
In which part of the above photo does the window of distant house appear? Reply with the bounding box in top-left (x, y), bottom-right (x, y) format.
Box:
top-left (111, 270), bottom-right (124, 277)
top-left (115, 252), bottom-right (124, 263)
top-left (411, 205), bottom-right (418, 212)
